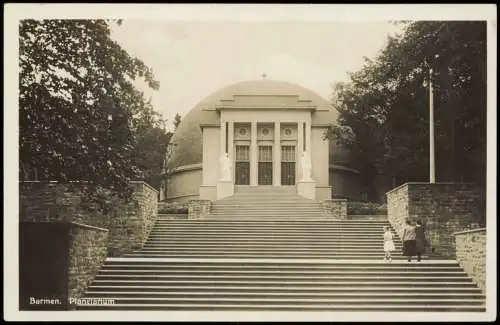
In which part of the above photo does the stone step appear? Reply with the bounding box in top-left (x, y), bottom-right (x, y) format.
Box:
top-left (88, 285), bottom-right (479, 293)
top-left (218, 201), bottom-right (317, 204)
top-left (204, 216), bottom-right (332, 219)
top-left (84, 290), bottom-right (483, 299)
top-left (124, 254), bottom-right (429, 260)
top-left (136, 250), bottom-right (408, 256)
top-left (140, 243), bottom-right (403, 249)
top-left (150, 224), bottom-right (395, 229)
top-left (149, 229), bottom-right (394, 234)
top-left (146, 234), bottom-right (399, 239)
top-left (152, 224), bottom-right (391, 229)
top-left (100, 264), bottom-right (462, 272)
top-left (76, 303), bottom-right (485, 312)
top-left (148, 221), bottom-right (395, 229)
top-left (212, 204), bottom-right (322, 207)
top-left (209, 213), bottom-right (324, 216)
top-left (94, 273), bottom-right (470, 281)
top-left (155, 219), bottom-right (389, 223)
top-left (90, 279), bottom-right (475, 287)
top-left (77, 296), bottom-right (484, 305)
top-left (156, 218), bottom-right (389, 224)
top-left (149, 227), bottom-right (397, 232)
top-left (145, 235), bottom-right (400, 240)
top-left (204, 216), bottom-right (330, 219)
top-left (97, 269), bottom-right (464, 276)
top-left (210, 210), bottom-right (322, 213)
top-left (143, 242), bottom-right (403, 247)
top-left (140, 247), bottom-right (405, 252)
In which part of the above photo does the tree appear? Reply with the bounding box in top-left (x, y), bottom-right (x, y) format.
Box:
top-left (131, 100), bottom-right (173, 190)
top-left (19, 19), bottom-right (160, 199)
top-left (328, 21), bottom-right (486, 198)
top-left (173, 113), bottom-right (182, 130)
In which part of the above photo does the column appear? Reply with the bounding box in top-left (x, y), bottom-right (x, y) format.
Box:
top-left (297, 121), bottom-right (304, 181)
top-left (250, 121), bottom-right (258, 186)
top-left (273, 122), bottom-right (281, 186)
top-left (228, 121), bottom-right (234, 167)
top-left (305, 121), bottom-right (312, 154)
top-left (219, 120), bottom-right (227, 157)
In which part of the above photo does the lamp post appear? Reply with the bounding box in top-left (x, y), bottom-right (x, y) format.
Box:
top-left (429, 66), bottom-right (436, 183)
top-left (424, 54), bottom-right (439, 184)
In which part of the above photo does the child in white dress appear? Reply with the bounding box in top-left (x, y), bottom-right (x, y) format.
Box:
top-left (383, 226), bottom-right (395, 262)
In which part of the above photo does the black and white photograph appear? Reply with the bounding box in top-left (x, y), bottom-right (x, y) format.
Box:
top-left (4, 3), bottom-right (497, 322)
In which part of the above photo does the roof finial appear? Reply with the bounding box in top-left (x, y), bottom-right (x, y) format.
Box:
top-left (262, 73), bottom-right (267, 79)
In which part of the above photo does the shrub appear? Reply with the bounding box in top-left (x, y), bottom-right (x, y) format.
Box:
top-left (348, 201), bottom-right (387, 215)
top-left (158, 201), bottom-right (188, 214)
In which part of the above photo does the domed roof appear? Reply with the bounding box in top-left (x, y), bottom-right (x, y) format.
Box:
top-left (168, 79), bottom-right (339, 171)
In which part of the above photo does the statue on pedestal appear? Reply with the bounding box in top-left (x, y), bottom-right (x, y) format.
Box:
top-left (219, 153), bottom-right (232, 181)
top-left (300, 150), bottom-right (312, 181)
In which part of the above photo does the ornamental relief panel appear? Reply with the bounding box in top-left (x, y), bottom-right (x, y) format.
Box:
top-left (234, 124), bottom-right (251, 141)
top-left (258, 125), bottom-right (274, 141)
top-left (281, 125), bottom-right (297, 140)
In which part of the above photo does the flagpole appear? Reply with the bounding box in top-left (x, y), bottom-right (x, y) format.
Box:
top-left (429, 67), bottom-right (436, 184)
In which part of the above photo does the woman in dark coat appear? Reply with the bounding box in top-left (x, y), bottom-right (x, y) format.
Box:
top-left (401, 219), bottom-right (417, 262)
top-left (414, 220), bottom-right (428, 262)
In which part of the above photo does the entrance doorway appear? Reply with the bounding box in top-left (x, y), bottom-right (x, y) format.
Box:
top-left (281, 145), bottom-right (296, 185)
top-left (258, 145), bottom-right (273, 185)
top-left (235, 145), bottom-right (250, 185)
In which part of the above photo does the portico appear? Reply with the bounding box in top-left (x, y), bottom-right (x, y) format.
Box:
top-left (199, 89), bottom-right (332, 201)
top-left (166, 79), bottom-right (350, 204)
top-left (221, 119), bottom-right (311, 187)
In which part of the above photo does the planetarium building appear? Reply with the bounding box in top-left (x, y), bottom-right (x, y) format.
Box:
top-left (164, 79), bottom-right (364, 203)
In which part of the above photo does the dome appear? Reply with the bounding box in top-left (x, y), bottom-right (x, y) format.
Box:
top-left (168, 79), bottom-right (339, 171)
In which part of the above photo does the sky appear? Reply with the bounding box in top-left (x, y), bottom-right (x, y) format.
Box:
top-left (110, 21), bottom-right (404, 130)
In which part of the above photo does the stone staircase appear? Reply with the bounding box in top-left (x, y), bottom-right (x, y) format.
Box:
top-left (77, 187), bottom-right (485, 311)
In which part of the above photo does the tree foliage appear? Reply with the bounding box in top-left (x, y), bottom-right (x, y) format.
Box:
top-left (19, 19), bottom-right (163, 198)
top-left (328, 21), bottom-right (486, 198)
top-left (131, 100), bottom-right (173, 190)
top-left (173, 113), bottom-right (182, 130)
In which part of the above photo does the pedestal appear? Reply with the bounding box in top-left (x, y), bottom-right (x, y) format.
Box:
top-left (297, 180), bottom-right (316, 200)
top-left (217, 180), bottom-right (234, 200)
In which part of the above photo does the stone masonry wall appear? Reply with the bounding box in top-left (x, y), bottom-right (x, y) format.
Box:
top-left (132, 181), bottom-right (158, 252)
top-left (105, 182), bottom-right (158, 256)
top-left (188, 200), bottom-right (212, 219)
top-left (20, 181), bottom-right (158, 257)
top-left (320, 199), bottom-right (347, 220)
top-left (67, 223), bottom-right (108, 308)
top-left (19, 182), bottom-right (105, 227)
top-left (454, 228), bottom-right (486, 292)
top-left (387, 184), bottom-right (410, 239)
top-left (387, 182), bottom-right (484, 258)
top-left (19, 181), bottom-right (158, 309)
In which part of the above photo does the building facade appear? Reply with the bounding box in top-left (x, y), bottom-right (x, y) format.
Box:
top-left (165, 79), bottom-right (366, 203)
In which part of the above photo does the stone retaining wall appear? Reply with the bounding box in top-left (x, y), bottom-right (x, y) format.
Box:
top-left (67, 223), bottom-right (108, 308)
top-left (320, 199), bottom-right (347, 219)
top-left (19, 181), bottom-right (158, 309)
top-left (106, 182), bottom-right (158, 256)
top-left (19, 221), bottom-right (108, 310)
top-left (19, 181), bottom-right (158, 256)
top-left (454, 228), bottom-right (486, 292)
top-left (187, 200), bottom-right (212, 219)
top-left (387, 182), bottom-right (484, 258)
